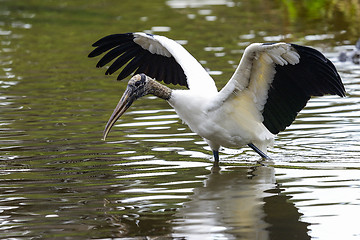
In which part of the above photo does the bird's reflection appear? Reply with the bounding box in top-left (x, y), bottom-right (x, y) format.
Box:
top-left (173, 164), bottom-right (310, 240)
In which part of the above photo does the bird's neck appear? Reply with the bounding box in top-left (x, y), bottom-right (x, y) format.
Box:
top-left (147, 78), bottom-right (172, 100)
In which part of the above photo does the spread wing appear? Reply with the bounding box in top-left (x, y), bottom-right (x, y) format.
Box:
top-left (214, 43), bottom-right (345, 134)
top-left (88, 32), bottom-right (217, 93)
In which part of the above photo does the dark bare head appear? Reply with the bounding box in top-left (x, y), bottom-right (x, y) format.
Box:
top-left (103, 74), bottom-right (171, 140)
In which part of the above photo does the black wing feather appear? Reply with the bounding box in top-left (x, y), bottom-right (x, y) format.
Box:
top-left (117, 52), bottom-right (146, 80)
top-left (262, 44), bottom-right (345, 134)
top-left (96, 42), bottom-right (135, 68)
top-left (146, 54), bottom-right (162, 79)
top-left (89, 33), bottom-right (188, 88)
top-left (105, 47), bottom-right (142, 76)
top-left (134, 52), bottom-right (153, 75)
top-left (91, 33), bottom-right (133, 47)
top-left (155, 57), bottom-right (167, 83)
top-left (88, 41), bottom-right (121, 58)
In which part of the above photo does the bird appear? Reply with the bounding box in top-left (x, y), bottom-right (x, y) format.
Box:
top-left (338, 38), bottom-right (360, 64)
top-left (88, 32), bottom-right (346, 167)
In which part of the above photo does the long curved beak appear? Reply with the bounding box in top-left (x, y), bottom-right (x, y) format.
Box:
top-left (103, 86), bottom-right (135, 140)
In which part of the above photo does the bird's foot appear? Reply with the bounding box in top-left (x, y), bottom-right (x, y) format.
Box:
top-left (256, 159), bottom-right (266, 166)
top-left (256, 158), bottom-right (274, 167)
top-left (211, 161), bottom-right (221, 173)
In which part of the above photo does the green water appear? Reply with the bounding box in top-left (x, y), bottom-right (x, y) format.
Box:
top-left (1, 0), bottom-right (360, 239)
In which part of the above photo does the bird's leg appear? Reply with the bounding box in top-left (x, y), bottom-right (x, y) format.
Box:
top-left (248, 143), bottom-right (270, 160)
top-left (213, 150), bottom-right (219, 165)
top-left (211, 150), bottom-right (220, 172)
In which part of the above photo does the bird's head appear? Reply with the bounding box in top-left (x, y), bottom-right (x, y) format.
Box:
top-left (103, 74), bottom-right (150, 140)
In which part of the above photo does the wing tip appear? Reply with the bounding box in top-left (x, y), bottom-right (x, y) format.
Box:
top-left (261, 43), bottom-right (346, 134)
top-left (89, 32), bottom-right (192, 88)
top-left (91, 33), bottom-right (134, 47)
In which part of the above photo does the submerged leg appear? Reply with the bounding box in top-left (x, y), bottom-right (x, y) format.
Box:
top-left (248, 143), bottom-right (270, 160)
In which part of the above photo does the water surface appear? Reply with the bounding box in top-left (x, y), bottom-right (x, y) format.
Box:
top-left (1, 0), bottom-right (360, 239)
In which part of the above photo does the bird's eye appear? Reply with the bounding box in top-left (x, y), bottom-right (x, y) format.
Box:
top-left (135, 81), bottom-right (141, 87)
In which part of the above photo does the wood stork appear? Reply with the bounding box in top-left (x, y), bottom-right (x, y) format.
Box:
top-left (88, 32), bottom-right (345, 167)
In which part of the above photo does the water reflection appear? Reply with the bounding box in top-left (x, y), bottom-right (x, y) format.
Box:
top-left (276, 167), bottom-right (360, 240)
top-left (173, 165), bottom-right (310, 239)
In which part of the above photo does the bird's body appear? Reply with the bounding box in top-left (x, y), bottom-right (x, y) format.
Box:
top-left (89, 32), bottom-right (345, 165)
top-left (169, 88), bottom-right (273, 152)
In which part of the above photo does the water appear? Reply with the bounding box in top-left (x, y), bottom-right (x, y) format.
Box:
top-left (1, 0), bottom-right (360, 239)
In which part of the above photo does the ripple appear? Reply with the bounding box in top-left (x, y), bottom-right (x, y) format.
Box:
top-left (116, 172), bottom-right (177, 179)
top-left (116, 120), bottom-right (178, 127)
top-left (127, 133), bottom-right (196, 138)
top-left (276, 168), bottom-right (360, 240)
top-left (151, 26), bottom-right (171, 32)
top-left (121, 194), bottom-right (188, 203)
top-left (304, 34), bottom-right (335, 41)
top-left (167, 0), bottom-right (232, 8)
top-left (0, 30), bottom-right (11, 36)
top-left (11, 21), bottom-right (32, 29)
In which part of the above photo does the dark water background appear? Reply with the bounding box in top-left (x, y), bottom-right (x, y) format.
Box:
top-left (1, 0), bottom-right (360, 239)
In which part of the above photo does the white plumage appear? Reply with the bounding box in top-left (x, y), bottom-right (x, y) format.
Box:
top-left (89, 32), bottom-right (345, 166)
top-left (134, 33), bottom-right (218, 92)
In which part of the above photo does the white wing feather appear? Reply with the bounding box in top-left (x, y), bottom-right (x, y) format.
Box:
top-left (134, 33), bottom-right (218, 93)
top-left (208, 43), bottom-right (300, 112)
